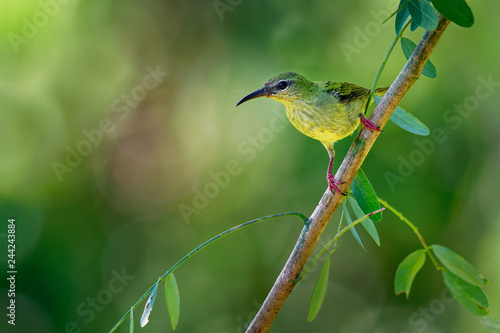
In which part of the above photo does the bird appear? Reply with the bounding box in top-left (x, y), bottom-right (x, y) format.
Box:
top-left (236, 72), bottom-right (388, 195)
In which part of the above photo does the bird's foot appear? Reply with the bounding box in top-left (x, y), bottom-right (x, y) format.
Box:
top-left (327, 174), bottom-right (346, 196)
top-left (359, 114), bottom-right (382, 132)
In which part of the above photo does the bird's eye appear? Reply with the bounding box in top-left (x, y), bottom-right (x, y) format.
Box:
top-left (277, 80), bottom-right (288, 90)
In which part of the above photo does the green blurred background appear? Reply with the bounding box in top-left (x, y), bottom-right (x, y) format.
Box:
top-left (1, 0), bottom-right (499, 332)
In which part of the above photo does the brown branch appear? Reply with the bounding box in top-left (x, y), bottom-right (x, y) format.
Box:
top-left (245, 16), bottom-right (450, 333)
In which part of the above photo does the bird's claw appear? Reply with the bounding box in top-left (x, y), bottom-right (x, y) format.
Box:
top-left (359, 114), bottom-right (382, 132)
top-left (327, 175), bottom-right (346, 196)
top-left (327, 174), bottom-right (343, 185)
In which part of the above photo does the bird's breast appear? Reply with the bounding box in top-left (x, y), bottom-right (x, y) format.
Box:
top-left (285, 98), bottom-right (361, 143)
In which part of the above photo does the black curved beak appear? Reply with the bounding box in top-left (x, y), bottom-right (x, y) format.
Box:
top-left (236, 86), bottom-right (271, 106)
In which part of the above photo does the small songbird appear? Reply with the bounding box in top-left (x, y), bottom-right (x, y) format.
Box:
top-left (236, 72), bottom-right (387, 195)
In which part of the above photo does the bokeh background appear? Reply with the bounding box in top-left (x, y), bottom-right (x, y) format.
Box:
top-left (1, 0), bottom-right (500, 332)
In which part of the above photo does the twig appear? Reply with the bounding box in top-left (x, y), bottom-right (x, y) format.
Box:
top-left (245, 16), bottom-right (450, 333)
top-left (378, 197), bottom-right (443, 270)
top-left (108, 212), bottom-right (307, 333)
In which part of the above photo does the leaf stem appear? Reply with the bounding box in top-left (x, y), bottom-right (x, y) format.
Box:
top-left (377, 197), bottom-right (442, 270)
top-left (108, 212), bottom-right (308, 333)
top-left (296, 207), bottom-right (385, 282)
top-left (383, 0), bottom-right (410, 24)
top-left (364, 20), bottom-right (411, 115)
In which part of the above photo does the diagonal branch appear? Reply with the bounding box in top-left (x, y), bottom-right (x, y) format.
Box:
top-left (246, 16), bottom-right (450, 333)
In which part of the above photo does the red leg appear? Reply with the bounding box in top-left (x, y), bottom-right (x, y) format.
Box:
top-left (326, 155), bottom-right (346, 196)
top-left (359, 114), bottom-right (382, 132)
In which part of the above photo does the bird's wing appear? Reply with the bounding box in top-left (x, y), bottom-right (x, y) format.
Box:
top-left (323, 81), bottom-right (370, 104)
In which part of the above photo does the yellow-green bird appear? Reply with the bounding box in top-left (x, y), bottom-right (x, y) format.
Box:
top-left (236, 72), bottom-right (387, 195)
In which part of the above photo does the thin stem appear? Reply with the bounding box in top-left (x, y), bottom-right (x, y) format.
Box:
top-left (297, 207), bottom-right (385, 281)
top-left (108, 212), bottom-right (308, 333)
top-left (377, 198), bottom-right (442, 270)
top-left (329, 208), bottom-right (345, 255)
top-left (364, 20), bottom-right (411, 115)
top-left (383, 0), bottom-right (409, 24)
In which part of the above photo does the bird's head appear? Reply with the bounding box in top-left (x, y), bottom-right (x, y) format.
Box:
top-left (236, 72), bottom-right (312, 108)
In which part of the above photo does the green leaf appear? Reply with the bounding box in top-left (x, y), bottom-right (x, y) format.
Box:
top-left (409, 0), bottom-right (439, 31)
top-left (391, 106), bottom-right (430, 135)
top-left (350, 168), bottom-right (382, 222)
top-left (373, 95), bottom-right (430, 136)
top-left (410, 18), bottom-right (419, 31)
top-left (481, 317), bottom-right (500, 331)
top-left (431, 0), bottom-right (474, 27)
top-left (343, 200), bottom-right (365, 251)
top-left (307, 253), bottom-right (332, 322)
top-left (442, 268), bottom-right (489, 316)
top-left (400, 37), bottom-right (437, 78)
top-left (349, 197), bottom-right (380, 246)
top-left (395, 0), bottom-right (410, 35)
top-left (165, 273), bottom-right (180, 330)
top-left (140, 277), bottom-right (160, 327)
top-left (129, 306), bottom-right (134, 333)
top-left (394, 249), bottom-right (426, 298)
top-left (432, 245), bottom-right (488, 286)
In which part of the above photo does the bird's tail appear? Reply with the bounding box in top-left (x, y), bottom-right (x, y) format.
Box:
top-left (373, 86), bottom-right (389, 96)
